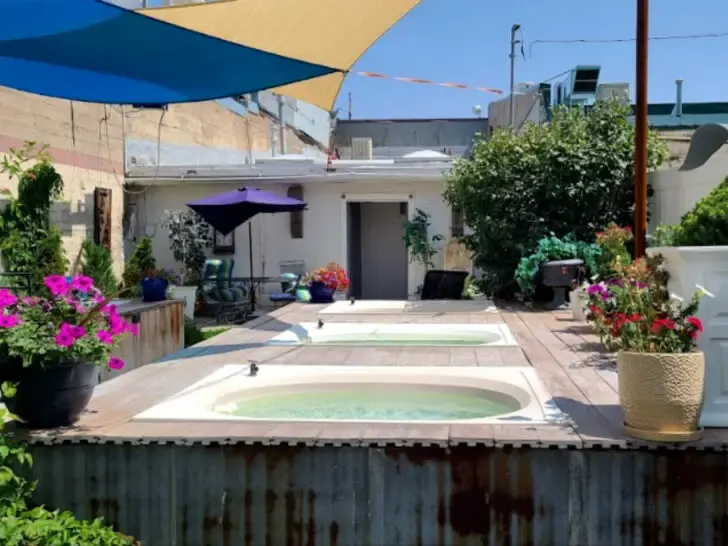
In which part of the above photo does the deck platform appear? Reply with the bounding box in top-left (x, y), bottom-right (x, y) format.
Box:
top-left (23, 303), bottom-right (728, 450)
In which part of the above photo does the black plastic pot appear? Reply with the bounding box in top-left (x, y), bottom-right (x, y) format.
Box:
top-left (1, 360), bottom-right (99, 429)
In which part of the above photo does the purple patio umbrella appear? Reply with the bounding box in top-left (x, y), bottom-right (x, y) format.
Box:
top-left (187, 187), bottom-right (307, 307)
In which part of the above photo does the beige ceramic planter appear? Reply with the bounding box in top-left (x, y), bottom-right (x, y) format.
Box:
top-left (618, 351), bottom-right (705, 442)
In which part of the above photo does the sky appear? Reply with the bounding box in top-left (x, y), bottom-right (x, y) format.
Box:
top-left (334, 0), bottom-right (728, 120)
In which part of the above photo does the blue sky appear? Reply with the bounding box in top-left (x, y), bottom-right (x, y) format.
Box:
top-left (334, 0), bottom-right (728, 119)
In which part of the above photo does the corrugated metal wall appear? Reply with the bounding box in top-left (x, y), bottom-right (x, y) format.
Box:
top-left (27, 443), bottom-right (728, 546)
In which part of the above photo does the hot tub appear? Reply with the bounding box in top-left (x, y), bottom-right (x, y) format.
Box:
top-left (320, 300), bottom-right (498, 315)
top-left (266, 322), bottom-right (518, 347)
top-left (133, 365), bottom-right (564, 425)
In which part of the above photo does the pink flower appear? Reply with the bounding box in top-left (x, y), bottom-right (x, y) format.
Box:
top-left (0, 289), bottom-right (17, 308)
top-left (108, 357), bottom-right (125, 370)
top-left (70, 325), bottom-right (86, 339)
top-left (21, 296), bottom-right (39, 306)
top-left (97, 330), bottom-right (113, 344)
top-left (93, 294), bottom-right (106, 304)
top-left (108, 315), bottom-right (129, 335)
top-left (0, 314), bottom-right (21, 328)
top-left (70, 275), bottom-right (95, 293)
top-left (44, 275), bottom-right (69, 297)
top-left (55, 331), bottom-right (74, 347)
top-left (101, 304), bottom-right (117, 317)
top-left (130, 323), bottom-right (139, 337)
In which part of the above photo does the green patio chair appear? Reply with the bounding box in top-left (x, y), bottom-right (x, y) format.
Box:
top-left (201, 258), bottom-right (250, 323)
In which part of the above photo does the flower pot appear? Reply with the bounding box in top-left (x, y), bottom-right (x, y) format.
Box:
top-left (618, 350), bottom-right (705, 442)
top-left (170, 285), bottom-right (197, 318)
top-left (141, 277), bottom-right (168, 303)
top-left (1, 360), bottom-right (99, 429)
top-left (571, 284), bottom-right (588, 322)
top-left (647, 246), bottom-right (728, 427)
top-left (308, 281), bottom-right (334, 303)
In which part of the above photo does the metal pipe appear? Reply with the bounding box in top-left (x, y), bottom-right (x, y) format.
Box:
top-left (277, 94), bottom-right (287, 155)
top-left (675, 78), bottom-right (684, 117)
top-left (509, 24), bottom-right (521, 128)
top-left (634, 0), bottom-right (649, 258)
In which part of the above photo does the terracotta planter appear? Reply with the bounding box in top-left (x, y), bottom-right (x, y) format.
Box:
top-left (618, 350), bottom-right (705, 442)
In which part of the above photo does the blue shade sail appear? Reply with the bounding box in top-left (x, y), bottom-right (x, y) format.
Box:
top-left (0, 0), bottom-right (338, 104)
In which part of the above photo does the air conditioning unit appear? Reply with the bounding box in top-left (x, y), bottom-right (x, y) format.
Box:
top-left (351, 137), bottom-right (373, 160)
top-left (596, 83), bottom-right (630, 104)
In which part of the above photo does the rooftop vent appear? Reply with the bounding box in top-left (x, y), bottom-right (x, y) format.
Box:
top-left (351, 137), bottom-right (373, 160)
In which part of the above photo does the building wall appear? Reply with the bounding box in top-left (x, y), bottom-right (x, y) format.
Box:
top-left (0, 87), bottom-right (125, 276)
top-left (334, 118), bottom-right (489, 159)
top-left (136, 178), bottom-right (451, 296)
top-left (487, 93), bottom-right (544, 133)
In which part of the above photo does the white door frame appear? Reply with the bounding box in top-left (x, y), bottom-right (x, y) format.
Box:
top-left (339, 193), bottom-right (416, 298)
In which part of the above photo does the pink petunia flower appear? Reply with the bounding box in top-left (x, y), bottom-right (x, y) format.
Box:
top-left (97, 330), bottom-right (113, 344)
top-left (44, 275), bottom-right (69, 297)
top-left (55, 331), bottom-right (74, 347)
top-left (71, 275), bottom-right (95, 293)
top-left (130, 323), bottom-right (139, 337)
top-left (108, 357), bottom-right (125, 370)
top-left (108, 315), bottom-right (129, 335)
top-left (0, 289), bottom-right (17, 308)
top-left (0, 314), bottom-right (21, 328)
top-left (70, 325), bottom-right (86, 339)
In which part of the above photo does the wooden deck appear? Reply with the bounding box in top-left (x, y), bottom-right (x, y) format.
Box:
top-left (24, 303), bottom-right (728, 450)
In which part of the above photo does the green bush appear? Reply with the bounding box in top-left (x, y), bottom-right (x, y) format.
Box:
top-left (122, 237), bottom-right (157, 295)
top-left (82, 240), bottom-right (119, 297)
top-left (671, 176), bottom-right (728, 246)
top-left (0, 143), bottom-right (68, 293)
top-left (444, 100), bottom-right (669, 296)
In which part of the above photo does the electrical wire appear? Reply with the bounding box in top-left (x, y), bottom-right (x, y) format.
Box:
top-left (529, 30), bottom-right (728, 57)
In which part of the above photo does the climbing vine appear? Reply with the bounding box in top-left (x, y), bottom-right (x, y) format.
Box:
top-left (403, 208), bottom-right (444, 268)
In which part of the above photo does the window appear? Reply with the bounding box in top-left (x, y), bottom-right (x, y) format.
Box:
top-left (451, 206), bottom-right (464, 237)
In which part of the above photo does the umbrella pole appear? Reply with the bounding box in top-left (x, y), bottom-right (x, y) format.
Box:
top-left (248, 222), bottom-right (256, 310)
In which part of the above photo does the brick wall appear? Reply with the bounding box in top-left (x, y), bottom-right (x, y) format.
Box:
top-left (124, 101), bottom-right (313, 156)
top-left (0, 87), bottom-right (125, 277)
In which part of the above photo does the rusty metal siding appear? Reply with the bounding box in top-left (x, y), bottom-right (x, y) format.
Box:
top-left (26, 444), bottom-right (728, 546)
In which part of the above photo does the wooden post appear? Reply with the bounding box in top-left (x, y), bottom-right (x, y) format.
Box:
top-left (634, 0), bottom-right (649, 257)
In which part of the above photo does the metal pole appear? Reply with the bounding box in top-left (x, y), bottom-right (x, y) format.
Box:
top-left (277, 94), bottom-right (287, 155)
top-left (509, 24), bottom-right (521, 128)
top-left (348, 92), bottom-right (353, 120)
top-left (634, 0), bottom-right (649, 257)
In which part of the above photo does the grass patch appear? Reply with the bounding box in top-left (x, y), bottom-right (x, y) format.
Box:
top-left (184, 318), bottom-right (230, 348)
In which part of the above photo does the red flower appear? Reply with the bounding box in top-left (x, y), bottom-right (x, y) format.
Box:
top-left (686, 316), bottom-right (703, 333)
top-left (651, 318), bottom-right (675, 333)
top-left (628, 313), bottom-right (642, 322)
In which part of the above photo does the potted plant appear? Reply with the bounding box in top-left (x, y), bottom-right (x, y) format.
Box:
top-left (403, 208), bottom-right (444, 279)
top-left (0, 274), bottom-right (139, 428)
top-left (161, 210), bottom-right (212, 319)
top-left (647, 177), bottom-right (728, 426)
top-left (587, 260), bottom-right (706, 441)
top-left (122, 236), bottom-right (156, 298)
top-left (140, 268), bottom-right (171, 303)
top-left (304, 262), bottom-right (349, 303)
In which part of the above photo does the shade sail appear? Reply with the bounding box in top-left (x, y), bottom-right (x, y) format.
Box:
top-left (187, 187), bottom-right (307, 235)
top-left (0, 0), bottom-right (337, 104)
top-left (139, 0), bottom-right (422, 111)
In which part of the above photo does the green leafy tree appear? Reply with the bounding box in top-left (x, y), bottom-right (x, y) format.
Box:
top-left (443, 100), bottom-right (669, 296)
top-left (161, 210), bottom-right (212, 286)
top-left (671, 175), bottom-right (728, 246)
top-left (121, 237), bottom-right (157, 296)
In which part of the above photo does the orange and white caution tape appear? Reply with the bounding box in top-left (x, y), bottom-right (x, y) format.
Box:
top-left (355, 71), bottom-right (503, 95)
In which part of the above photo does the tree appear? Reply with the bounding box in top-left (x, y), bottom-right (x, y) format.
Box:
top-left (161, 210), bottom-right (212, 286)
top-left (443, 100), bottom-right (669, 296)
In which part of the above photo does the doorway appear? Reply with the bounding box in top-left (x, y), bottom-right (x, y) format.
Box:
top-left (347, 201), bottom-right (409, 300)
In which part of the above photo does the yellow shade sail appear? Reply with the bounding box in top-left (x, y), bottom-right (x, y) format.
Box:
top-left (139, 0), bottom-right (421, 111)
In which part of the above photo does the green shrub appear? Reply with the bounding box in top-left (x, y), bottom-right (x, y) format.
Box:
top-left (672, 176), bottom-right (728, 246)
top-left (444, 100), bottom-right (669, 296)
top-left (82, 240), bottom-right (119, 296)
top-left (122, 237), bottom-right (157, 295)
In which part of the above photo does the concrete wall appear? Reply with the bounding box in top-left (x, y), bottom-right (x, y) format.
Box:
top-left (0, 87), bottom-right (126, 276)
top-left (134, 179), bottom-right (452, 297)
top-left (487, 93), bottom-right (544, 133)
top-left (334, 118), bottom-right (488, 159)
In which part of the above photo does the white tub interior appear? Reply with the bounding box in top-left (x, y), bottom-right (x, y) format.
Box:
top-left (133, 365), bottom-right (564, 425)
top-left (320, 300), bottom-right (498, 315)
top-left (266, 322), bottom-right (518, 347)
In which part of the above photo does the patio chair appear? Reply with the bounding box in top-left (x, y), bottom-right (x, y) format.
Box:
top-left (201, 258), bottom-right (251, 323)
top-left (267, 273), bottom-right (303, 308)
top-left (420, 270), bottom-right (469, 300)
